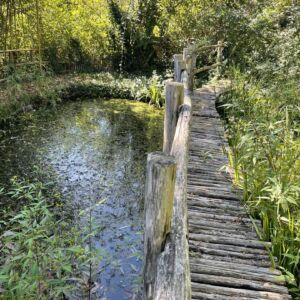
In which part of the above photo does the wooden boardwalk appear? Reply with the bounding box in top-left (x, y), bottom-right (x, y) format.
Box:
top-left (187, 84), bottom-right (291, 300)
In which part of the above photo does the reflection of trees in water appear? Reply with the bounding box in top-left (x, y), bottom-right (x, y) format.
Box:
top-left (0, 98), bottom-right (163, 184)
top-left (71, 99), bottom-right (163, 171)
top-left (0, 99), bottom-right (163, 299)
top-left (0, 98), bottom-right (163, 212)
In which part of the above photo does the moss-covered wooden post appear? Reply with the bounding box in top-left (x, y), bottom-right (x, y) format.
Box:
top-left (163, 82), bottom-right (184, 154)
top-left (144, 152), bottom-right (176, 300)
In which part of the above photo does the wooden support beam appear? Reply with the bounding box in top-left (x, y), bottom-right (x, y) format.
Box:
top-left (0, 49), bottom-right (38, 54)
top-left (195, 43), bottom-right (226, 52)
top-left (163, 82), bottom-right (184, 154)
top-left (193, 62), bottom-right (221, 76)
top-left (144, 152), bottom-right (177, 300)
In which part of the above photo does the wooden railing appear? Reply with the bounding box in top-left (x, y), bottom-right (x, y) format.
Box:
top-left (175, 41), bottom-right (225, 92)
top-left (143, 42), bottom-right (224, 300)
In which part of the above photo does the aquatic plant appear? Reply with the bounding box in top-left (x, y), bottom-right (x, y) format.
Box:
top-left (0, 178), bottom-right (101, 299)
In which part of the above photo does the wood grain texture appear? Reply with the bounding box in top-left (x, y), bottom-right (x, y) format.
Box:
top-left (144, 152), bottom-right (176, 300)
top-left (163, 82), bottom-right (184, 154)
top-left (187, 83), bottom-right (291, 300)
top-left (153, 94), bottom-right (192, 300)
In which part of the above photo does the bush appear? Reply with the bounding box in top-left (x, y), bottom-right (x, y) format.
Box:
top-left (63, 71), bottom-right (166, 107)
top-left (0, 70), bottom-right (166, 124)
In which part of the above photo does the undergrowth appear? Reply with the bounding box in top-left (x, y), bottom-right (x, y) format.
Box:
top-left (0, 67), bottom-right (166, 125)
top-left (0, 177), bottom-right (101, 299)
top-left (220, 69), bottom-right (300, 298)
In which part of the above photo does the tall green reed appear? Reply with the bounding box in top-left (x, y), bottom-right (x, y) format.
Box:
top-left (219, 69), bottom-right (300, 298)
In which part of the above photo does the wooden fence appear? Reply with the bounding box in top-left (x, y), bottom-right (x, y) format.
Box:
top-left (0, 48), bottom-right (107, 80)
top-left (0, 48), bottom-right (45, 81)
top-left (144, 41), bottom-right (224, 300)
top-left (0, 49), bottom-right (44, 68)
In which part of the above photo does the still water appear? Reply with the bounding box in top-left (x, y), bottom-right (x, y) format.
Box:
top-left (0, 98), bottom-right (163, 299)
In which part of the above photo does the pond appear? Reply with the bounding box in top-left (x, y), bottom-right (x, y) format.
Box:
top-left (0, 98), bottom-right (163, 299)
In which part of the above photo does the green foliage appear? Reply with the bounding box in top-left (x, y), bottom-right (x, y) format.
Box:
top-left (0, 177), bottom-right (100, 299)
top-left (107, 0), bottom-right (168, 71)
top-left (0, 66), bottom-right (65, 123)
top-left (219, 69), bottom-right (300, 297)
top-left (0, 71), bottom-right (166, 124)
top-left (1, 0), bottom-right (299, 75)
top-left (147, 71), bottom-right (164, 107)
top-left (63, 72), bottom-right (165, 107)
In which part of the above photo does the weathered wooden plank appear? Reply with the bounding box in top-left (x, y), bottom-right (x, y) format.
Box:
top-left (191, 283), bottom-right (291, 300)
top-left (189, 244), bottom-right (271, 261)
top-left (189, 232), bottom-right (270, 248)
top-left (190, 264), bottom-right (285, 285)
top-left (191, 273), bottom-right (289, 294)
top-left (191, 253), bottom-right (273, 268)
top-left (189, 257), bottom-right (281, 276)
top-left (187, 189), bottom-right (241, 201)
top-left (188, 227), bottom-right (258, 240)
top-left (188, 212), bottom-right (255, 226)
top-left (187, 198), bottom-right (243, 210)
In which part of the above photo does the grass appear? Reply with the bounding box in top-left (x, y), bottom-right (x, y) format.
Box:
top-left (219, 69), bottom-right (300, 298)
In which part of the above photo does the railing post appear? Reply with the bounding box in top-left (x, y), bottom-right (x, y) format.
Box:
top-left (144, 152), bottom-right (177, 300)
top-left (163, 82), bottom-right (184, 154)
top-left (183, 45), bottom-right (196, 93)
top-left (174, 54), bottom-right (184, 82)
top-left (216, 40), bottom-right (223, 79)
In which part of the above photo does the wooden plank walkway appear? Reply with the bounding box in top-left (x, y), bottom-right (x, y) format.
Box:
top-left (187, 83), bottom-right (291, 300)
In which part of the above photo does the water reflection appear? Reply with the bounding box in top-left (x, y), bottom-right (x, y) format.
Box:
top-left (0, 99), bottom-right (163, 299)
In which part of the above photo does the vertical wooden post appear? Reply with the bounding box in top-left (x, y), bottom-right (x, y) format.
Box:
top-left (163, 82), bottom-right (184, 154)
top-left (144, 152), bottom-right (177, 300)
top-left (174, 54), bottom-right (184, 82)
top-left (216, 40), bottom-right (223, 79)
top-left (183, 45), bottom-right (196, 93)
top-left (35, 0), bottom-right (43, 71)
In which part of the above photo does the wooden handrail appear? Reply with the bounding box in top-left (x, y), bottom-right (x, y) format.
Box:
top-left (0, 49), bottom-right (38, 54)
top-left (144, 40), bottom-right (225, 300)
top-left (195, 42), bottom-right (226, 52)
top-left (174, 40), bottom-right (225, 92)
top-left (144, 84), bottom-right (192, 300)
top-left (193, 62), bottom-right (221, 75)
